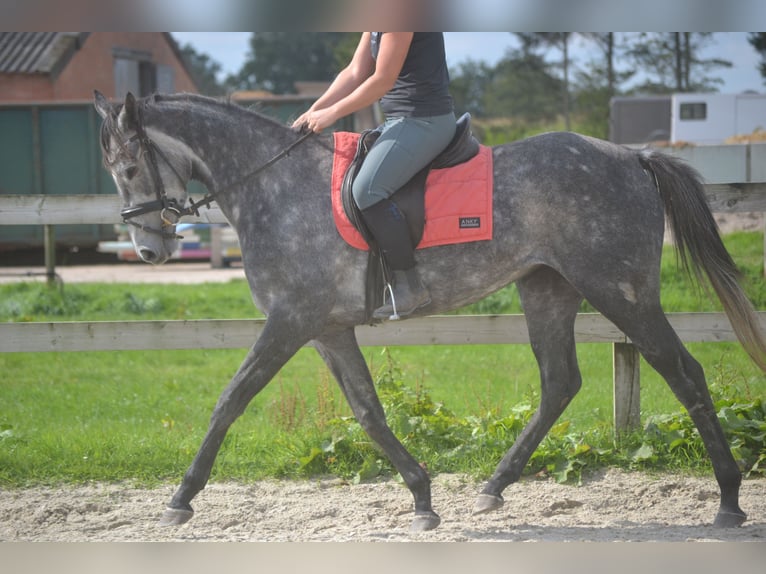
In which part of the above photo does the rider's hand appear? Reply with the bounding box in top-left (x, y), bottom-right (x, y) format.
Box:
top-left (292, 108), bottom-right (337, 134)
top-left (291, 111), bottom-right (311, 132)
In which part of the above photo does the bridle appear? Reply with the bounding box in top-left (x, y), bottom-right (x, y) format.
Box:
top-left (119, 116), bottom-right (189, 239)
top-left (119, 106), bottom-right (313, 239)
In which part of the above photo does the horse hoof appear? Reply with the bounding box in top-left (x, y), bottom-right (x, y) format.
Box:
top-left (473, 493), bottom-right (504, 515)
top-left (410, 511), bottom-right (441, 532)
top-left (713, 509), bottom-right (746, 528)
top-left (159, 507), bottom-right (194, 526)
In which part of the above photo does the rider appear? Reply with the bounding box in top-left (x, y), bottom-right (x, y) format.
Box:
top-left (292, 32), bottom-right (456, 320)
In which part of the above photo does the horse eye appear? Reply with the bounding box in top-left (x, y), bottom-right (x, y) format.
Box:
top-left (125, 166), bottom-right (138, 180)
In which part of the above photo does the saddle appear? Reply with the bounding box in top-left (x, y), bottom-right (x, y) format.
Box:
top-left (341, 113), bottom-right (481, 249)
top-left (338, 113), bottom-right (481, 322)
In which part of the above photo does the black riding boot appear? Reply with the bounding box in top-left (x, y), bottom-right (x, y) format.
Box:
top-left (360, 199), bottom-right (431, 320)
top-left (378, 267), bottom-right (431, 320)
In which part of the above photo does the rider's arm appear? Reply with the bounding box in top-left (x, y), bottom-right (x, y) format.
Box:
top-left (327, 32), bottom-right (412, 118)
top-left (292, 32), bottom-right (413, 132)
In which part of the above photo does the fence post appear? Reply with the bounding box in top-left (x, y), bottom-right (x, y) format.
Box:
top-left (613, 342), bottom-right (641, 433)
top-left (210, 225), bottom-right (223, 269)
top-left (43, 224), bottom-right (56, 286)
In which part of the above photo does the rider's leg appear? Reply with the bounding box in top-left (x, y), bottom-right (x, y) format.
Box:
top-left (353, 113), bottom-right (455, 320)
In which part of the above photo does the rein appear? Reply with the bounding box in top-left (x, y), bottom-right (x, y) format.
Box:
top-left (183, 129), bottom-right (315, 217)
top-left (120, 108), bottom-right (313, 238)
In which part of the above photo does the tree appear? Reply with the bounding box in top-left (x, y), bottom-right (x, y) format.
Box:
top-left (333, 33), bottom-right (362, 71)
top-left (449, 59), bottom-right (493, 117)
top-left (581, 33), bottom-right (633, 97)
top-left (748, 32), bottom-right (766, 83)
top-left (624, 32), bottom-right (732, 93)
top-left (230, 33), bottom-right (352, 94)
top-left (483, 49), bottom-right (564, 122)
top-left (177, 42), bottom-right (226, 96)
top-left (573, 33), bottom-right (636, 138)
top-left (515, 33), bottom-right (574, 129)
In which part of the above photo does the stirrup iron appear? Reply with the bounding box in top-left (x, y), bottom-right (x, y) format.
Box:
top-left (384, 281), bottom-right (401, 321)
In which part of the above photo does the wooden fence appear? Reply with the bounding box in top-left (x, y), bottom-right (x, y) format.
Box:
top-left (1, 185), bottom-right (766, 433)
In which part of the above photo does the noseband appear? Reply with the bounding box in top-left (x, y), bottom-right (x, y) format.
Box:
top-left (120, 107), bottom-right (313, 239)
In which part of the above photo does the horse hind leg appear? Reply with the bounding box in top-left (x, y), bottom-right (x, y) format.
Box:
top-left (586, 288), bottom-right (746, 527)
top-left (475, 266), bottom-right (584, 514)
top-left (314, 327), bottom-right (440, 532)
top-left (627, 318), bottom-right (744, 526)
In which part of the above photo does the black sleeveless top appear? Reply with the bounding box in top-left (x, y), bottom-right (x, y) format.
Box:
top-left (370, 32), bottom-right (454, 118)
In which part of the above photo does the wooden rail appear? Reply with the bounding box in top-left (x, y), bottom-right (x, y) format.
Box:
top-left (1, 312), bottom-right (763, 433)
top-left (0, 312), bottom-right (750, 353)
top-left (0, 195), bottom-right (226, 225)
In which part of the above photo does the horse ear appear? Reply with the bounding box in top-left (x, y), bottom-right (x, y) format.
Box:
top-left (93, 90), bottom-right (116, 120)
top-left (122, 92), bottom-right (140, 131)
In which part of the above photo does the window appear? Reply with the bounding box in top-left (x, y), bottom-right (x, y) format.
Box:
top-left (113, 47), bottom-right (174, 98)
top-left (679, 102), bottom-right (707, 121)
top-left (138, 61), bottom-right (158, 95)
top-left (156, 65), bottom-right (175, 93)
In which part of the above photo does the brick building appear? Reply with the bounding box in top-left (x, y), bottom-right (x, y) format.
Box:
top-left (0, 32), bottom-right (197, 102)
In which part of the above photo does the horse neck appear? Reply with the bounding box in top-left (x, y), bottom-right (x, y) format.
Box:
top-left (145, 98), bottom-right (298, 221)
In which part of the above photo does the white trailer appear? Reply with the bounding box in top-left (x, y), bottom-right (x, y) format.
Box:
top-left (671, 92), bottom-right (766, 144)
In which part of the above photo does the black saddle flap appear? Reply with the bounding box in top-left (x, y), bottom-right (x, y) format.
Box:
top-left (341, 128), bottom-right (382, 249)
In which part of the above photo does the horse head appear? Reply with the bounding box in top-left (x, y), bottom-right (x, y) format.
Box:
top-left (94, 90), bottom-right (194, 264)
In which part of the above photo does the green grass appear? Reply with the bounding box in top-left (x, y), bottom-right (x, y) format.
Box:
top-left (0, 280), bottom-right (258, 322)
top-left (1, 232), bottom-right (765, 486)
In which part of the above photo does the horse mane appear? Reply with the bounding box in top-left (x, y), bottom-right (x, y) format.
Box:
top-left (150, 92), bottom-right (290, 132)
top-left (99, 91), bottom-right (300, 167)
top-left (150, 92), bottom-right (334, 151)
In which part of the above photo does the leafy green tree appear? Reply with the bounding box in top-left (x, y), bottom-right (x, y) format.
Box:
top-left (580, 33), bottom-right (637, 97)
top-left (449, 59), bottom-right (494, 117)
top-left (176, 42), bottom-right (226, 96)
top-left (624, 32), bottom-right (732, 93)
top-left (573, 33), bottom-right (636, 138)
top-left (229, 33), bottom-right (353, 94)
top-left (482, 49), bottom-right (563, 122)
top-left (333, 33), bottom-right (363, 71)
top-left (517, 33), bottom-right (574, 129)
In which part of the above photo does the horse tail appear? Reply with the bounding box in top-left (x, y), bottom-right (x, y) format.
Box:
top-left (639, 149), bottom-right (766, 373)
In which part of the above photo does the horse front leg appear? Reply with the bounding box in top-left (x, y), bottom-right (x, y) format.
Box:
top-left (159, 318), bottom-right (309, 526)
top-left (475, 267), bottom-right (584, 514)
top-left (314, 327), bottom-right (440, 532)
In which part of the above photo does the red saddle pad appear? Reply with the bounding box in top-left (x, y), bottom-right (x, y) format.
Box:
top-left (331, 131), bottom-right (494, 251)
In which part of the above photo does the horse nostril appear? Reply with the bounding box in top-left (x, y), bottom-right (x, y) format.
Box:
top-left (139, 248), bottom-right (158, 263)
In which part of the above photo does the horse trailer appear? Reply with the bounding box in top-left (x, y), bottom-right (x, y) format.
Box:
top-left (610, 92), bottom-right (766, 145)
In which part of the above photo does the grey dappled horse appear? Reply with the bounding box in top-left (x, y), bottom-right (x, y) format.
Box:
top-left (95, 91), bottom-right (765, 532)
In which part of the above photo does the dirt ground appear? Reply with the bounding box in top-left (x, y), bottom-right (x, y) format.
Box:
top-left (714, 211), bottom-right (764, 235)
top-left (1, 469), bottom-right (764, 542)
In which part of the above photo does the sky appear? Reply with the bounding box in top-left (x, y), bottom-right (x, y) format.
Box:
top-left (171, 32), bottom-right (765, 94)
